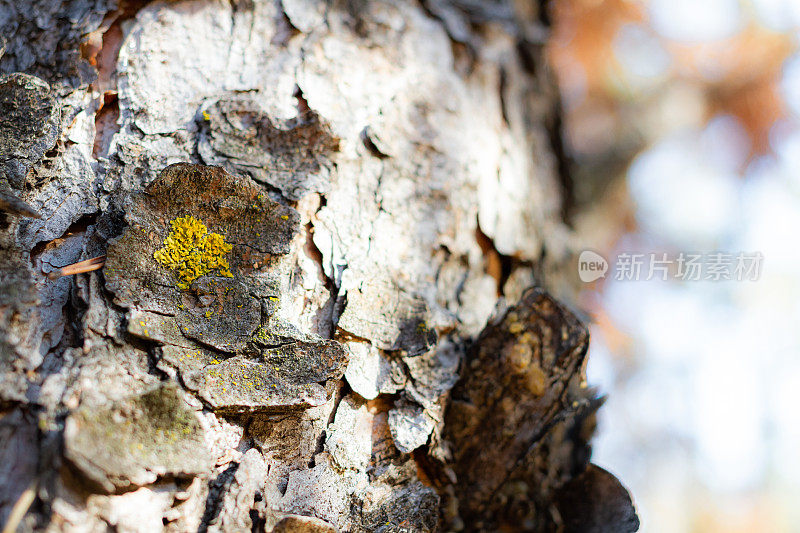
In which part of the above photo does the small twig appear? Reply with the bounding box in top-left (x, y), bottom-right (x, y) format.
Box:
top-left (47, 255), bottom-right (106, 279)
top-left (2, 481), bottom-right (36, 533)
top-left (0, 190), bottom-right (41, 219)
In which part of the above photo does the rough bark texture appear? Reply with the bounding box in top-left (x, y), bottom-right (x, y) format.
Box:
top-left (0, 1), bottom-right (638, 532)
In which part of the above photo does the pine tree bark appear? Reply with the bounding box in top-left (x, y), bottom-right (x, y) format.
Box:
top-left (0, 1), bottom-right (637, 532)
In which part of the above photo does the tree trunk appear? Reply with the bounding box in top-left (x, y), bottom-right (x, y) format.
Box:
top-left (0, 1), bottom-right (637, 532)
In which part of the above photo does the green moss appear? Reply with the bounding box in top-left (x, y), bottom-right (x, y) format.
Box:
top-left (136, 385), bottom-right (197, 434)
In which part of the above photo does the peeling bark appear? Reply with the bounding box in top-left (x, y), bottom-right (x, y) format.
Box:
top-left (0, 1), bottom-right (637, 532)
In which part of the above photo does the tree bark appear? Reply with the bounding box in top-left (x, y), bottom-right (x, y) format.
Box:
top-left (0, 1), bottom-right (637, 532)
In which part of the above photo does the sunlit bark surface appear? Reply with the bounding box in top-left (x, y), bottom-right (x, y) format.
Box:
top-left (0, 1), bottom-right (637, 531)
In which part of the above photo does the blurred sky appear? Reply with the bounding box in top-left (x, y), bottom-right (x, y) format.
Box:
top-left (550, 0), bottom-right (800, 531)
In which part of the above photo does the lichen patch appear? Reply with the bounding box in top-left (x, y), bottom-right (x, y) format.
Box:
top-left (153, 215), bottom-right (233, 289)
top-left (104, 164), bottom-right (348, 412)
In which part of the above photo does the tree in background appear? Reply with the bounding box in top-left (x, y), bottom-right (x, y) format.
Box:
top-left (0, 1), bottom-right (637, 531)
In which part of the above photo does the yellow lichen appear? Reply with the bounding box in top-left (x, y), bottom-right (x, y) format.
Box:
top-left (153, 215), bottom-right (233, 289)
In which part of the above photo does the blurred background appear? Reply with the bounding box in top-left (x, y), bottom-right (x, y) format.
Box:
top-left (548, 0), bottom-right (800, 531)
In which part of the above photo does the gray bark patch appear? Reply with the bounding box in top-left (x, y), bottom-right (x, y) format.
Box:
top-left (198, 92), bottom-right (339, 200)
top-left (64, 383), bottom-right (212, 493)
